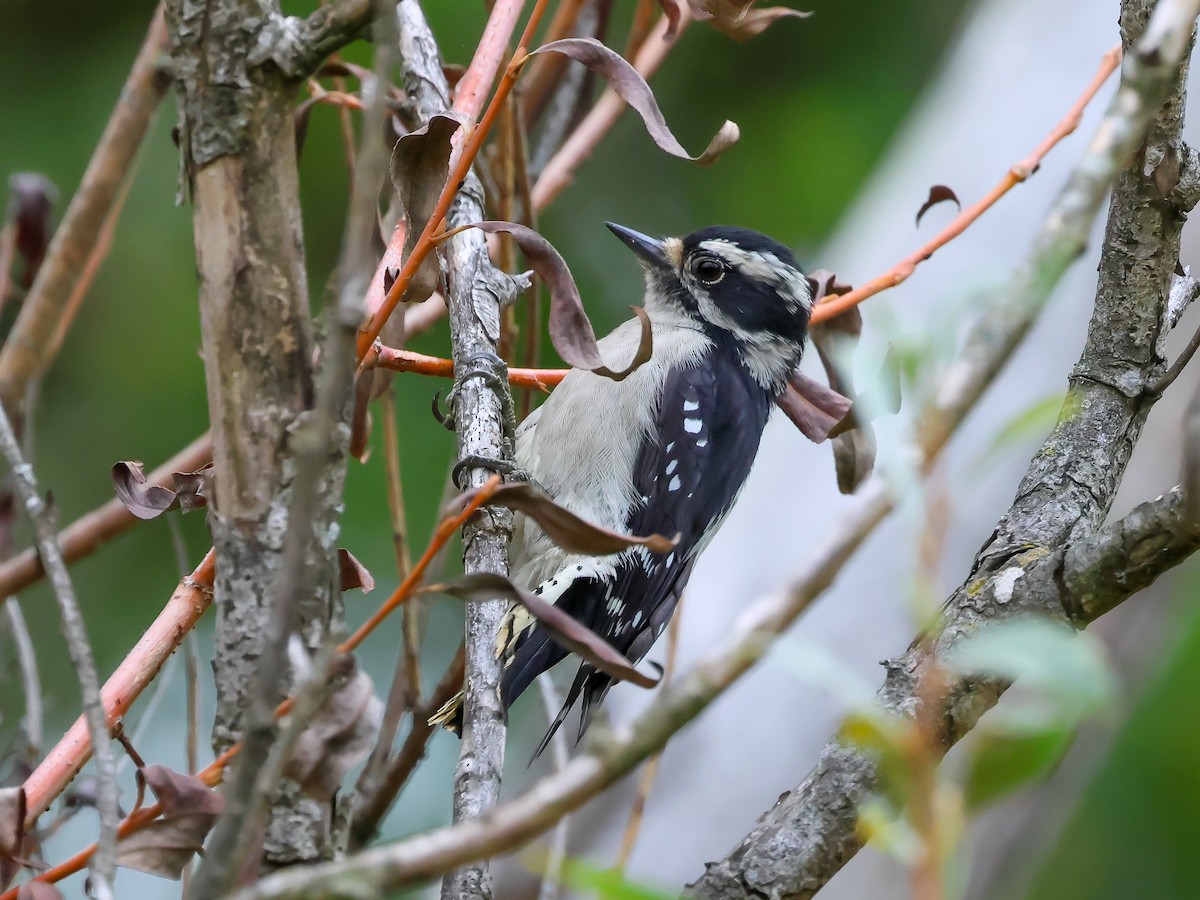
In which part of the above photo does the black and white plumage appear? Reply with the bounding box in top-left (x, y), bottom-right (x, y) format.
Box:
top-left (441, 223), bottom-right (813, 756)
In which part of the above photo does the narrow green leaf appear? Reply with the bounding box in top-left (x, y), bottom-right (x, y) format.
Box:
top-left (964, 723), bottom-right (1075, 811)
top-left (944, 617), bottom-right (1117, 717)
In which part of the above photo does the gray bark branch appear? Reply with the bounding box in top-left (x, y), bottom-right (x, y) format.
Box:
top-left (186, 0), bottom-right (394, 892)
top-left (690, 1), bottom-right (1200, 896)
top-left (166, 0), bottom-right (342, 871)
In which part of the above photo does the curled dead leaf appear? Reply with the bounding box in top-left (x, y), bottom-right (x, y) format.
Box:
top-left (115, 767), bottom-right (222, 881)
top-left (777, 372), bottom-right (852, 443)
top-left (390, 114), bottom-right (463, 307)
top-left (464, 222), bottom-right (653, 380)
top-left (447, 482), bottom-right (677, 555)
top-left (805, 268), bottom-right (853, 306)
top-left (283, 654), bottom-right (383, 801)
top-left (111, 461), bottom-right (209, 520)
top-left (427, 572), bottom-right (660, 689)
top-left (809, 307), bottom-right (892, 493)
top-left (709, 6), bottom-right (812, 41)
top-left (338, 548), bottom-right (375, 593)
top-left (915, 184), bottom-right (961, 227)
top-left (112, 461), bottom-right (178, 520)
top-left (530, 38), bottom-right (738, 166)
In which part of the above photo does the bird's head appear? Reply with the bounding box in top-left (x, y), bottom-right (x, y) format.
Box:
top-left (606, 222), bottom-right (811, 393)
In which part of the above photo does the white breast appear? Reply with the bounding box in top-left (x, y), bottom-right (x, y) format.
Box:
top-left (510, 307), bottom-right (712, 589)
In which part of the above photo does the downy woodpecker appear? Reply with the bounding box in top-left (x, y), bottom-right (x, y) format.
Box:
top-left (441, 223), bottom-right (812, 757)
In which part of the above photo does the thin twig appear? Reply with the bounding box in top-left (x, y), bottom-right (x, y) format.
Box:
top-left (353, 392), bottom-right (422, 814)
top-left (614, 595), bottom-right (684, 870)
top-left (3, 599), bottom-right (42, 761)
top-left (535, 676), bottom-right (571, 900)
top-left (371, 344), bottom-right (556, 390)
top-left (809, 44), bottom-right (1122, 326)
top-left (44, 165), bottom-right (138, 367)
top-left (350, 645), bottom-right (467, 849)
top-left (357, 0), bottom-right (550, 357)
top-left (0, 403), bottom-right (119, 895)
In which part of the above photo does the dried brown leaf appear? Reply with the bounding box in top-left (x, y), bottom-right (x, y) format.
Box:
top-left (449, 482), bottom-right (677, 555)
top-left (777, 372), bottom-right (852, 443)
top-left (915, 184), bottom-right (961, 227)
top-left (116, 815), bottom-right (215, 880)
top-left (170, 465), bottom-right (210, 514)
top-left (709, 6), bottom-right (811, 41)
top-left (429, 573), bottom-right (660, 689)
top-left (111, 462), bottom-right (209, 520)
top-left (141, 766), bottom-right (223, 818)
top-left (112, 461), bottom-right (178, 520)
top-left (467, 222), bottom-right (653, 380)
top-left (348, 368), bottom-right (376, 462)
top-left (530, 38), bottom-right (738, 166)
top-left (338, 548), bottom-right (375, 593)
top-left (810, 308), bottom-right (878, 493)
top-left (6, 174), bottom-right (57, 290)
top-left (805, 268), bottom-right (853, 305)
top-left (115, 766), bottom-right (223, 880)
top-left (391, 114), bottom-right (463, 306)
top-left (283, 655), bottom-right (383, 801)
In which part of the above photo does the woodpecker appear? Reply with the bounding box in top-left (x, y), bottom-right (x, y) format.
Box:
top-left (438, 223), bottom-right (812, 757)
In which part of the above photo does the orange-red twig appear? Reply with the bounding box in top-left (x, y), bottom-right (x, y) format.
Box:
top-left (809, 45), bottom-right (1121, 325)
top-left (370, 344), bottom-right (560, 391)
top-left (8, 477), bottom-right (503, 895)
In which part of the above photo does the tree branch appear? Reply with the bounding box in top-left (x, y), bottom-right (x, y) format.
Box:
top-left (691, 1), bottom-right (1200, 895)
top-left (277, 0), bottom-right (373, 79)
top-left (167, 0), bottom-right (335, 865)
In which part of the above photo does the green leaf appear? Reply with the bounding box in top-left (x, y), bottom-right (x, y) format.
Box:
top-left (976, 391), bottom-right (1080, 470)
top-left (964, 722), bottom-right (1075, 811)
top-left (555, 859), bottom-right (677, 900)
top-left (944, 617), bottom-right (1117, 718)
top-left (857, 797), bottom-right (922, 865)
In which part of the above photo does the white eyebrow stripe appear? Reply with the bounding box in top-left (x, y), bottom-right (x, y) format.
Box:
top-left (693, 240), bottom-right (812, 310)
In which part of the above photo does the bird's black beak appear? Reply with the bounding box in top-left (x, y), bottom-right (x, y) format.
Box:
top-left (605, 222), bottom-right (671, 270)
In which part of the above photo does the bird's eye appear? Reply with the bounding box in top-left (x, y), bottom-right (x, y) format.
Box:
top-left (692, 256), bottom-right (725, 285)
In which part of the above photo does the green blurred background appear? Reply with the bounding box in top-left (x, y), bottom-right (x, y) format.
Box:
top-left (2, 0), bottom-right (1199, 898)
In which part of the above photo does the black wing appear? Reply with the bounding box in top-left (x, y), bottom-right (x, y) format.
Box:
top-left (509, 349), bottom-right (772, 757)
